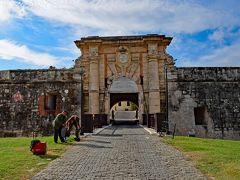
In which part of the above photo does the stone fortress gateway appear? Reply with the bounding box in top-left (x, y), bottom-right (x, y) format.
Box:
top-left (74, 35), bottom-right (174, 132)
top-left (0, 34), bottom-right (239, 139)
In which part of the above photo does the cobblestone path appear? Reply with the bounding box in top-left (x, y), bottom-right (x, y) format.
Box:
top-left (32, 125), bottom-right (206, 180)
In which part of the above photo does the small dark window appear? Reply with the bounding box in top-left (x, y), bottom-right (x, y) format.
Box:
top-left (127, 101), bottom-right (130, 106)
top-left (194, 106), bottom-right (207, 125)
top-left (118, 102), bottom-right (121, 106)
top-left (45, 94), bottom-right (57, 110)
top-left (105, 78), bottom-right (108, 88)
top-left (140, 75), bottom-right (143, 85)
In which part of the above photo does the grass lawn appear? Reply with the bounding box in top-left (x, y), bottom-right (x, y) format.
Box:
top-left (0, 136), bottom-right (76, 180)
top-left (163, 136), bottom-right (240, 180)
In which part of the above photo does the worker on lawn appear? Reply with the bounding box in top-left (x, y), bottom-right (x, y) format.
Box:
top-left (65, 115), bottom-right (81, 141)
top-left (52, 111), bottom-right (68, 143)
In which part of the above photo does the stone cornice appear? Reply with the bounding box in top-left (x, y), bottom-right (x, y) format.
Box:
top-left (74, 34), bottom-right (172, 48)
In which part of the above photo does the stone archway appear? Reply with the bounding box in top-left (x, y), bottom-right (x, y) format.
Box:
top-left (109, 77), bottom-right (139, 124)
top-left (109, 77), bottom-right (139, 109)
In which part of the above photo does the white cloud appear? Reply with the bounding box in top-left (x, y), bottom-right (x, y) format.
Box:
top-left (0, 39), bottom-right (58, 67)
top-left (209, 29), bottom-right (225, 41)
top-left (0, 0), bottom-right (26, 22)
top-left (179, 42), bottom-right (240, 67)
top-left (21, 0), bottom-right (240, 35)
top-left (197, 43), bottom-right (240, 66)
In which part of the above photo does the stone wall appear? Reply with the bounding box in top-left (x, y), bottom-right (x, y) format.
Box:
top-left (168, 67), bottom-right (240, 139)
top-left (0, 69), bottom-right (80, 137)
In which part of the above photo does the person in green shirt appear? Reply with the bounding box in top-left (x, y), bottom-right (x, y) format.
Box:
top-left (52, 111), bottom-right (68, 143)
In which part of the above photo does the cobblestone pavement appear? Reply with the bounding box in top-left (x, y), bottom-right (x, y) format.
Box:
top-left (32, 125), bottom-right (207, 180)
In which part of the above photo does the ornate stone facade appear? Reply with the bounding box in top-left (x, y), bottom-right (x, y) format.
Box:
top-left (74, 34), bottom-right (174, 126)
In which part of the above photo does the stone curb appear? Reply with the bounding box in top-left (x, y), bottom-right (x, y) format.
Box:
top-left (139, 124), bottom-right (158, 135)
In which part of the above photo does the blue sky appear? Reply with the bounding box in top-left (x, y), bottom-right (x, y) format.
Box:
top-left (0, 0), bottom-right (240, 70)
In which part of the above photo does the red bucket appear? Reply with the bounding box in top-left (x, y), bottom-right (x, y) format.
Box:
top-left (32, 142), bottom-right (47, 155)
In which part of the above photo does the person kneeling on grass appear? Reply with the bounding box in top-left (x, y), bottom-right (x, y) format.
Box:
top-left (52, 111), bottom-right (68, 143)
top-left (65, 115), bottom-right (81, 141)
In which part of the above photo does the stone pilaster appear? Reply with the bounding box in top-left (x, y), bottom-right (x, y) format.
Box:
top-left (89, 46), bottom-right (100, 114)
top-left (147, 44), bottom-right (160, 114)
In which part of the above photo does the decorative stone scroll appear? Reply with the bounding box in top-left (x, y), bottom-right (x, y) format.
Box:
top-left (89, 47), bottom-right (98, 57)
top-left (148, 44), bottom-right (158, 55)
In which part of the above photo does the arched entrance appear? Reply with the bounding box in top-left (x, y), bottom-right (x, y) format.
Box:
top-left (109, 77), bottom-right (139, 124)
top-left (109, 77), bottom-right (138, 108)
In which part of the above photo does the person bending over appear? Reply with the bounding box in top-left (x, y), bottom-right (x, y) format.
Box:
top-left (65, 115), bottom-right (81, 141)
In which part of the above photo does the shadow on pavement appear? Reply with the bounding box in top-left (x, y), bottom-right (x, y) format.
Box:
top-left (93, 134), bottom-right (122, 137)
top-left (90, 140), bottom-right (111, 144)
top-left (74, 143), bottom-right (113, 149)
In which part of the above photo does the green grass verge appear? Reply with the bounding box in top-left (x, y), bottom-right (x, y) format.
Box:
top-left (163, 136), bottom-right (240, 180)
top-left (0, 136), bottom-right (76, 180)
